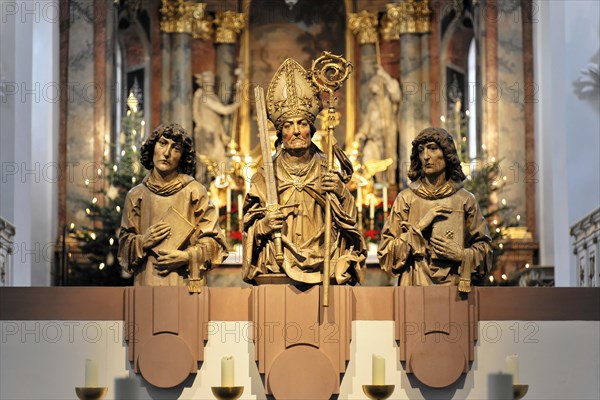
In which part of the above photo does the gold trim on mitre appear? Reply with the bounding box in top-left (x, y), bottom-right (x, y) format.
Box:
top-left (266, 58), bottom-right (322, 130)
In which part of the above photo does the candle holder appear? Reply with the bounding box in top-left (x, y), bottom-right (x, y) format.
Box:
top-left (211, 386), bottom-right (244, 400)
top-left (358, 210), bottom-right (363, 231)
top-left (513, 384), bottom-right (529, 400)
top-left (75, 387), bottom-right (108, 400)
top-left (362, 384), bottom-right (395, 400)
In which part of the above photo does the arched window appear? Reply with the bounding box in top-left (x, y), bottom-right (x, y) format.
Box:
top-left (467, 37), bottom-right (477, 161)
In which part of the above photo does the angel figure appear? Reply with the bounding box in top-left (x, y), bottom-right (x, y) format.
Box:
top-left (355, 65), bottom-right (401, 183)
top-left (193, 71), bottom-right (240, 182)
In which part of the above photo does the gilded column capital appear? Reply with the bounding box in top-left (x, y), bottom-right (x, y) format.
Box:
top-left (348, 10), bottom-right (378, 45)
top-left (381, 0), bottom-right (431, 40)
top-left (160, 0), bottom-right (213, 40)
top-left (214, 11), bottom-right (246, 44)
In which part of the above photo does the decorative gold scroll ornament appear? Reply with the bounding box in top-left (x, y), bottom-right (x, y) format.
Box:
top-left (160, 0), bottom-right (213, 40)
top-left (348, 10), bottom-right (378, 45)
top-left (309, 52), bottom-right (353, 307)
top-left (381, 0), bottom-right (431, 40)
top-left (214, 11), bottom-right (246, 44)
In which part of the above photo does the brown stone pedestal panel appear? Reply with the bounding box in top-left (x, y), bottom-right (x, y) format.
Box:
top-left (408, 335), bottom-right (467, 388)
top-left (125, 287), bottom-right (209, 388)
top-left (267, 345), bottom-right (337, 400)
top-left (137, 334), bottom-right (195, 388)
top-left (395, 286), bottom-right (477, 388)
top-left (253, 285), bottom-right (352, 397)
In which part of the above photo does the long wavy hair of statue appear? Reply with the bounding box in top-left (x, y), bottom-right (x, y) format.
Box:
top-left (140, 123), bottom-right (197, 176)
top-left (408, 127), bottom-right (466, 183)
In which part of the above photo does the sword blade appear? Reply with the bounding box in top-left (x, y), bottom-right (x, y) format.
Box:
top-left (254, 86), bottom-right (279, 206)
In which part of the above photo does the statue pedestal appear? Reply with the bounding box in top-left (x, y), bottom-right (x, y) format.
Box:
top-left (252, 285), bottom-right (352, 399)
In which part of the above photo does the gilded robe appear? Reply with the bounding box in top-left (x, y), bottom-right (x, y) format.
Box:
top-left (242, 150), bottom-right (366, 285)
top-left (378, 180), bottom-right (492, 286)
top-left (118, 173), bottom-right (228, 286)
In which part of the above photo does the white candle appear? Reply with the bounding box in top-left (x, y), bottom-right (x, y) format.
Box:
top-left (245, 175), bottom-right (251, 194)
top-left (382, 186), bottom-right (388, 213)
top-left (221, 356), bottom-right (234, 387)
top-left (505, 354), bottom-right (519, 384)
top-left (369, 195), bottom-right (375, 220)
top-left (372, 354), bottom-right (385, 385)
top-left (487, 372), bottom-right (512, 399)
top-left (357, 187), bottom-right (363, 213)
top-left (226, 187), bottom-right (232, 213)
top-left (237, 194), bottom-right (243, 221)
top-left (85, 358), bottom-right (98, 387)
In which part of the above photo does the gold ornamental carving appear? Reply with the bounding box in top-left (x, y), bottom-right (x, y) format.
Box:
top-left (381, 0), bottom-right (431, 40)
top-left (160, 0), bottom-right (213, 40)
top-left (214, 11), bottom-right (246, 44)
top-left (348, 10), bottom-right (378, 44)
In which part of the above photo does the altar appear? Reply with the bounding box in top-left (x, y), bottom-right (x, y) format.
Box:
top-left (1, 0), bottom-right (599, 398)
top-left (1, 287), bottom-right (598, 399)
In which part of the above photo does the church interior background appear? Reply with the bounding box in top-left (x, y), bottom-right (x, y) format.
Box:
top-left (2, 0), bottom-right (598, 288)
top-left (0, 0), bottom-right (599, 399)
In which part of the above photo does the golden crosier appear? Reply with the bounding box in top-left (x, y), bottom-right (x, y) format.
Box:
top-left (348, 10), bottom-right (379, 45)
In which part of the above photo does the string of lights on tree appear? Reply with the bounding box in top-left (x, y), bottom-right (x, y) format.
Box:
top-left (67, 91), bottom-right (145, 285)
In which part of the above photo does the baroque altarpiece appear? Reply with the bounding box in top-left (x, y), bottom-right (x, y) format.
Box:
top-left (58, 0), bottom-right (538, 285)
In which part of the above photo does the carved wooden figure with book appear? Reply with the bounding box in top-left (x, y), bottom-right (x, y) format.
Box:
top-left (378, 127), bottom-right (492, 291)
top-left (118, 123), bottom-right (228, 292)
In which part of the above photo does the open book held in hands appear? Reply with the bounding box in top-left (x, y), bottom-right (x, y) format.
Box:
top-left (152, 206), bottom-right (195, 254)
top-left (430, 210), bottom-right (464, 260)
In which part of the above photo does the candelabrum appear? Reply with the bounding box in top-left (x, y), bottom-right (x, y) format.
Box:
top-left (513, 384), bottom-right (529, 400)
top-left (211, 386), bottom-right (244, 400)
top-left (362, 384), bottom-right (395, 400)
top-left (75, 387), bottom-right (108, 400)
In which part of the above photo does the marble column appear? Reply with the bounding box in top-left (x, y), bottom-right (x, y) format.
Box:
top-left (106, 1), bottom-right (117, 160)
top-left (215, 43), bottom-right (235, 144)
top-left (398, 34), bottom-right (422, 182)
top-left (66, 0), bottom-right (96, 228)
top-left (482, 0), bottom-right (499, 159)
top-left (215, 44), bottom-right (235, 105)
top-left (214, 11), bottom-right (245, 150)
top-left (359, 45), bottom-right (377, 116)
top-left (348, 11), bottom-right (379, 120)
top-left (170, 33), bottom-right (192, 133)
top-left (160, 33), bottom-right (172, 123)
top-left (420, 33), bottom-right (431, 131)
top-left (496, 0), bottom-right (526, 220)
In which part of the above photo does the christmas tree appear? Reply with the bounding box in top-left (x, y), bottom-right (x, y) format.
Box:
top-left (464, 155), bottom-right (517, 285)
top-left (68, 93), bottom-right (146, 285)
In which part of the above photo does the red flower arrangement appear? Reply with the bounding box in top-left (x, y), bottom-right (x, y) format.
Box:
top-left (229, 230), bottom-right (243, 243)
top-left (363, 229), bottom-right (380, 242)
